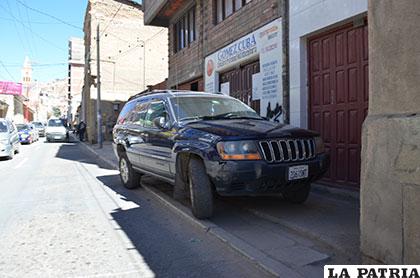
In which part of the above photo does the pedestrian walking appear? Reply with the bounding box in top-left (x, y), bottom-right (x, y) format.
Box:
top-left (78, 121), bottom-right (86, 141)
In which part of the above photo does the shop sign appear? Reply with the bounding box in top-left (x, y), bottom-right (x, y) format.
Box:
top-left (205, 19), bottom-right (282, 120)
top-left (0, 81), bottom-right (22, 96)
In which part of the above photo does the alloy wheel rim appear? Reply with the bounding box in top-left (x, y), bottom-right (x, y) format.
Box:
top-left (120, 158), bottom-right (129, 183)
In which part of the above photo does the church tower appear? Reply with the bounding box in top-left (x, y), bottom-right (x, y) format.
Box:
top-left (21, 56), bottom-right (32, 97)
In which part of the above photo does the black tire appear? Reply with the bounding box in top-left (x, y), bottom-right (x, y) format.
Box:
top-left (173, 158), bottom-right (188, 200)
top-left (8, 149), bottom-right (14, 160)
top-left (119, 153), bottom-right (141, 189)
top-left (188, 157), bottom-right (214, 219)
top-left (283, 183), bottom-right (311, 204)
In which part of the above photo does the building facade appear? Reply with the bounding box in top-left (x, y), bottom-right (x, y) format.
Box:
top-left (68, 37), bottom-right (85, 125)
top-left (145, 0), bottom-right (369, 189)
top-left (83, 0), bottom-right (168, 143)
top-left (144, 0), bottom-right (282, 116)
top-left (289, 0), bottom-right (368, 187)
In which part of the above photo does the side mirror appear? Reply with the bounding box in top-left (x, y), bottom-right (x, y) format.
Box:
top-left (153, 116), bottom-right (170, 130)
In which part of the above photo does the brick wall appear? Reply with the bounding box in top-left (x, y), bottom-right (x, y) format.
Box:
top-left (204, 0), bottom-right (281, 56)
top-left (168, 0), bottom-right (204, 88)
top-left (166, 0), bottom-right (281, 88)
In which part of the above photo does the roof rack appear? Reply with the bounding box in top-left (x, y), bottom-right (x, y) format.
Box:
top-left (127, 89), bottom-right (208, 101)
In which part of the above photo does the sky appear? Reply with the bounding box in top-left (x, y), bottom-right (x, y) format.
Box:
top-left (0, 0), bottom-right (142, 84)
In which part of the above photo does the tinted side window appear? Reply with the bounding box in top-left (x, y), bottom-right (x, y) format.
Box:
top-left (144, 101), bottom-right (168, 128)
top-left (117, 101), bottom-right (136, 125)
top-left (128, 102), bottom-right (149, 126)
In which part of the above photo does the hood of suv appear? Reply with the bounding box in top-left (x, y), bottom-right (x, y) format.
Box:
top-left (185, 119), bottom-right (319, 139)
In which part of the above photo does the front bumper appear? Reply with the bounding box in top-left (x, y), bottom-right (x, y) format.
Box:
top-left (19, 136), bottom-right (31, 143)
top-left (0, 144), bottom-right (12, 157)
top-left (205, 153), bottom-right (330, 196)
top-left (46, 133), bottom-right (68, 141)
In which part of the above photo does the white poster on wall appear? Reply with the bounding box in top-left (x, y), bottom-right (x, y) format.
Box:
top-left (204, 18), bottom-right (283, 121)
top-left (252, 73), bottom-right (261, 100)
top-left (220, 82), bottom-right (230, 96)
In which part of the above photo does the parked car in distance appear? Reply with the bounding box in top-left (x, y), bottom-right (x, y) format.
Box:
top-left (31, 121), bottom-right (46, 137)
top-left (16, 123), bottom-right (37, 144)
top-left (28, 123), bottom-right (39, 141)
top-left (0, 118), bottom-right (20, 159)
top-left (113, 90), bottom-right (330, 219)
top-left (45, 118), bottom-right (69, 142)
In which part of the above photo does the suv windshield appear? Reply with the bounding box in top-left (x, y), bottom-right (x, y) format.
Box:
top-left (0, 121), bottom-right (7, 132)
top-left (170, 96), bottom-right (263, 122)
top-left (16, 124), bottom-right (29, 131)
top-left (48, 119), bottom-right (65, 127)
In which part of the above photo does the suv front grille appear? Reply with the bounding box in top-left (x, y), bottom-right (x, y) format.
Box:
top-left (259, 138), bottom-right (316, 163)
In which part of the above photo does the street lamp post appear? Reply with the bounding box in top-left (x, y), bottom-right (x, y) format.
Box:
top-left (96, 23), bottom-right (102, 148)
top-left (140, 40), bottom-right (146, 90)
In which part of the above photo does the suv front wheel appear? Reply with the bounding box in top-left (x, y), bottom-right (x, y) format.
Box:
top-left (188, 157), bottom-right (214, 219)
top-left (119, 153), bottom-right (141, 189)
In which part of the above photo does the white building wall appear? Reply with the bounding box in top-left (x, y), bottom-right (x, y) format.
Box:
top-left (289, 0), bottom-right (367, 128)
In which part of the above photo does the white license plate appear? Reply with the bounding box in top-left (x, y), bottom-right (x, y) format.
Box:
top-left (288, 165), bottom-right (309, 181)
top-left (54, 136), bottom-right (62, 139)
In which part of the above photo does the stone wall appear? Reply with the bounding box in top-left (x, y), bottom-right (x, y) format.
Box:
top-left (360, 0), bottom-right (420, 264)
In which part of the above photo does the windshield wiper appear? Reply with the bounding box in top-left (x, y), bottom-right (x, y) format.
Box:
top-left (180, 112), bottom-right (264, 122)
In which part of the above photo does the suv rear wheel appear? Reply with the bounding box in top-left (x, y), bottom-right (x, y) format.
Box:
top-left (188, 157), bottom-right (213, 219)
top-left (283, 183), bottom-right (311, 204)
top-left (119, 153), bottom-right (141, 189)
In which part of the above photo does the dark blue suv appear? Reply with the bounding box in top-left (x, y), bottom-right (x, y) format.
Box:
top-left (113, 90), bottom-right (329, 219)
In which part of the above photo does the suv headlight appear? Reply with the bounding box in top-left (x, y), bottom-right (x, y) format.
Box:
top-left (217, 141), bottom-right (262, 160)
top-left (314, 136), bottom-right (325, 154)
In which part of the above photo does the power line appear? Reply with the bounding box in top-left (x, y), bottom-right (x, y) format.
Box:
top-left (99, 3), bottom-right (123, 39)
top-left (3, 0), bottom-right (28, 56)
top-left (0, 15), bottom-right (61, 24)
top-left (15, 0), bottom-right (36, 57)
top-left (14, 0), bottom-right (82, 30)
top-left (112, 29), bottom-right (166, 60)
top-left (1, 63), bottom-right (67, 68)
top-left (0, 3), bottom-right (67, 52)
top-left (0, 60), bottom-right (17, 81)
top-left (22, 0), bottom-right (38, 56)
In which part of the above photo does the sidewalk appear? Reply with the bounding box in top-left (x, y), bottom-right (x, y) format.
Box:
top-left (78, 137), bottom-right (361, 277)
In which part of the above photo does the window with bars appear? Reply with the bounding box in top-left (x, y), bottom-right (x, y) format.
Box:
top-left (214, 0), bottom-right (252, 24)
top-left (174, 6), bottom-right (196, 53)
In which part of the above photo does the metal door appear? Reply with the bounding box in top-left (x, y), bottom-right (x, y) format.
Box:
top-left (308, 22), bottom-right (368, 188)
top-left (220, 60), bottom-right (260, 114)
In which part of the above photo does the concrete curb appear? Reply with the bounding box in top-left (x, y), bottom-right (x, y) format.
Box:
top-left (77, 139), bottom-right (302, 278)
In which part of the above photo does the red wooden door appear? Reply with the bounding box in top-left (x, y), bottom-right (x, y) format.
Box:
top-left (309, 23), bottom-right (368, 188)
top-left (220, 60), bottom-right (260, 113)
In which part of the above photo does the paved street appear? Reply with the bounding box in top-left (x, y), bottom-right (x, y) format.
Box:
top-left (77, 139), bottom-right (361, 278)
top-left (0, 139), bottom-right (271, 278)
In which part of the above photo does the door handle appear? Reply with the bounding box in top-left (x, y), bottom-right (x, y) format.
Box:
top-left (126, 136), bottom-right (143, 146)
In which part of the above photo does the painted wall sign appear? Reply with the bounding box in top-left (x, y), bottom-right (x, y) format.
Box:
top-left (205, 19), bottom-right (283, 120)
top-left (252, 73), bottom-right (261, 100)
top-left (220, 82), bottom-right (230, 96)
top-left (0, 81), bottom-right (22, 96)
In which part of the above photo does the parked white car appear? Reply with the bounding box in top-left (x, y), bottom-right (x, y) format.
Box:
top-left (0, 118), bottom-right (20, 159)
top-left (45, 118), bottom-right (69, 142)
